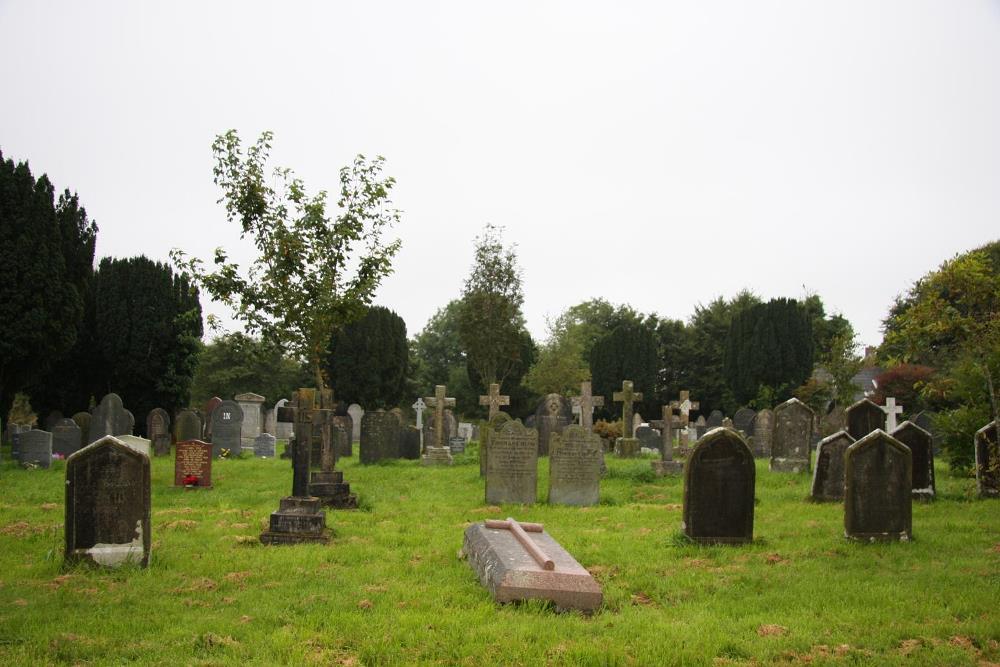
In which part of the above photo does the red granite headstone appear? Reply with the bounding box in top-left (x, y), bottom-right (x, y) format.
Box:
top-left (173, 439), bottom-right (213, 488)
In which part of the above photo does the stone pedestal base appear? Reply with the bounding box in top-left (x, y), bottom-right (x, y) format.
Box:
top-left (422, 446), bottom-right (453, 466)
top-left (651, 460), bottom-right (684, 476)
top-left (770, 458), bottom-right (809, 474)
top-left (259, 496), bottom-right (329, 545)
top-left (309, 470), bottom-right (358, 509)
top-left (614, 437), bottom-right (640, 458)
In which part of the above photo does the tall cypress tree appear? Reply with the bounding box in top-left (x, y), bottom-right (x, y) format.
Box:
top-left (327, 306), bottom-right (408, 409)
top-left (589, 322), bottom-right (659, 420)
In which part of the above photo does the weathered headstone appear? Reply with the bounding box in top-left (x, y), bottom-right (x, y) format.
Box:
top-left (458, 422), bottom-right (474, 443)
top-left (146, 408), bottom-right (171, 456)
top-left (570, 381), bottom-right (604, 431)
top-left (235, 392), bottom-right (266, 451)
top-left (480, 411), bottom-right (513, 477)
top-left (254, 433), bottom-right (277, 457)
top-left (400, 426), bottom-right (421, 459)
top-left (423, 386), bottom-right (456, 466)
top-left (462, 519), bottom-right (602, 611)
top-left (479, 383), bottom-right (510, 420)
top-left (174, 439), bottom-right (213, 488)
top-left (846, 398), bottom-right (885, 441)
top-left (449, 436), bottom-right (466, 454)
top-left (273, 398), bottom-right (294, 440)
top-left (770, 398), bottom-right (814, 473)
top-left (485, 420), bottom-right (538, 504)
top-left (892, 421), bottom-right (935, 500)
top-left (210, 400), bottom-right (244, 458)
top-left (844, 430), bottom-right (912, 542)
top-left (71, 412), bottom-right (92, 451)
top-left (174, 409), bottom-right (202, 444)
top-left (52, 418), bottom-right (82, 458)
top-left (548, 425), bottom-right (602, 506)
top-left (65, 436), bottom-right (151, 568)
top-left (682, 428), bottom-right (755, 544)
top-left (332, 414), bottom-right (353, 457)
top-left (117, 435), bottom-right (151, 458)
top-left (974, 420), bottom-right (999, 498)
top-left (635, 426), bottom-right (660, 452)
top-left (912, 411), bottom-right (940, 454)
top-left (751, 408), bottom-right (774, 458)
top-left (694, 415), bottom-right (708, 439)
top-left (18, 430), bottom-right (52, 468)
top-left (203, 396), bottom-right (222, 440)
top-left (535, 393), bottom-right (573, 456)
top-left (360, 409), bottom-right (400, 464)
top-left (613, 381), bottom-right (643, 457)
top-left (820, 405), bottom-right (847, 438)
top-left (706, 410), bottom-right (724, 429)
top-left (732, 407), bottom-right (756, 437)
top-left (89, 393), bottom-right (134, 443)
top-left (810, 431), bottom-right (854, 502)
top-left (347, 404), bottom-right (364, 442)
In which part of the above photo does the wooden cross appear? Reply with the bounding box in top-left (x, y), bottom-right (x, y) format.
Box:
top-left (669, 390), bottom-right (699, 428)
top-left (883, 397), bottom-right (903, 432)
top-left (412, 397), bottom-right (426, 449)
top-left (484, 517), bottom-right (554, 570)
top-left (425, 385), bottom-right (456, 449)
top-left (478, 383), bottom-right (510, 420)
top-left (571, 381), bottom-right (604, 430)
top-left (613, 380), bottom-right (643, 438)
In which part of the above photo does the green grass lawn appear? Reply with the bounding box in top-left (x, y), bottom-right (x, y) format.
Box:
top-left (0, 443), bottom-right (997, 666)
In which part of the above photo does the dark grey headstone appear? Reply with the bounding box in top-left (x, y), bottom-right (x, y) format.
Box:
top-left (71, 413), bottom-right (92, 450)
top-left (548, 425), bottom-right (603, 506)
top-left (534, 393), bottom-right (573, 456)
top-left (10, 424), bottom-right (30, 458)
top-left (44, 410), bottom-right (64, 432)
top-left (254, 433), bottom-right (277, 457)
top-left (52, 418), bottom-right (82, 457)
top-left (400, 426), bottom-right (421, 460)
top-left (844, 430), bottom-right (912, 542)
top-left (975, 421), bottom-right (999, 498)
top-left (732, 408), bottom-right (756, 436)
top-left (751, 409), bottom-right (774, 458)
top-left (892, 421), bottom-right (935, 500)
top-left (706, 410), bottom-right (724, 429)
top-left (485, 420), bottom-right (538, 505)
top-left (210, 400), bottom-right (244, 458)
top-left (635, 426), bottom-right (660, 452)
top-left (683, 428), bottom-right (755, 544)
top-left (174, 410), bottom-right (202, 443)
top-left (18, 430), bottom-right (52, 468)
top-left (811, 431), bottom-right (854, 501)
top-left (146, 408), bottom-right (171, 456)
top-left (449, 436), bottom-right (466, 454)
top-left (332, 415), bottom-right (353, 457)
top-left (770, 398), bottom-right (814, 473)
top-left (65, 436), bottom-right (151, 568)
top-left (89, 393), bottom-right (133, 443)
top-left (360, 409), bottom-right (400, 464)
top-left (846, 398), bottom-right (885, 441)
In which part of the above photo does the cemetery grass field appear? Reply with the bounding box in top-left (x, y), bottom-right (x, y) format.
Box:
top-left (0, 445), bottom-right (998, 666)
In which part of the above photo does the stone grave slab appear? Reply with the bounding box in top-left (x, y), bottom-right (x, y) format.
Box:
top-left (845, 430), bottom-right (912, 542)
top-left (683, 428), bottom-right (755, 544)
top-left (706, 410), bottom-right (724, 429)
top-left (332, 415), bottom-right (353, 457)
top-left (811, 431), bottom-right (854, 502)
top-left (174, 440), bottom-right (213, 488)
top-left (449, 436), bottom-right (466, 454)
top-left (548, 425), bottom-right (602, 506)
top-left (485, 420), bottom-right (538, 505)
top-left (18, 430), bottom-right (52, 468)
top-left (203, 396), bottom-right (223, 440)
top-left (400, 426), bottom-right (421, 459)
top-left (52, 418), bottom-right (82, 458)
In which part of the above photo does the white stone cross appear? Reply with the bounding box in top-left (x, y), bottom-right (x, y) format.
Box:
top-left (883, 397), bottom-right (903, 432)
top-left (412, 397), bottom-right (426, 449)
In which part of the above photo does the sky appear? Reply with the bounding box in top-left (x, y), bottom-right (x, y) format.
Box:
top-left (2, 1), bottom-right (998, 350)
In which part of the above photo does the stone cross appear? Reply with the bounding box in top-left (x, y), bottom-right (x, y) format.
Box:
top-left (484, 518), bottom-right (554, 570)
top-left (570, 381), bottom-right (605, 431)
top-left (425, 385), bottom-right (456, 449)
top-left (478, 383), bottom-right (510, 420)
top-left (883, 397), bottom-right (903, 432)
top-left (412, 397), bottom-right (426, 449)
top-left (650, 404), bottom-right (681, 456)
top-left (670, 390), bottom-right (699, 428)
top-left (613, 380), bottom-right (643, 437)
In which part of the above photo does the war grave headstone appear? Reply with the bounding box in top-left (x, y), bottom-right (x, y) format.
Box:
top-left (273, 398), bottom-right (294, 440)
top-left (882, 397), bottom-right (904, 433)
top-left (770, 398), bottom-right (814, 473)
top-left (635, 426), bottom-right (660, 453)
top-left (52, 418), bottom-right (82, 458)
top-left (210, 400), bottom-right (244, 458)
top-left (892, 421), bottom-right (935, 500)
top-left (682, 428), bottom-right (755, 544)
top-left (203, 396), bottom-right (223, 440)
top-left (18, 430), bottom-right (52, 468)
top-left (810, 431), bottom-right (854, 502)
top-left (255, 433), bottom-right (277, 457)
top-left (844, 430), bottom-right (912, 542)
top-left (485, 420), bottom-right (538, 505)
top-left (117, 435), bottom-right (151, 457)
top-left (479, 383), bottom-right (510, 421)
top-left (423, 386), bottom-right (457, 466)
top-left (235, 392), bottom-right (266, 452)
top-left (462, 518), bottom-right (602, 612)
top-left (360, 409), bottom-right (400, 464)
top-left (732, 407), bottom-right (756, 437)
top-left (750, 408), bottom-right (774, 458)
top-left (71, 412), bottom-right (91, 450)
top-left (65, 436), bottom-right (151, 568)
top-left (480, 411), bottom-right (513, 477)
top-left (548, 425), bottom-right (602, 506)
top-left (174, 439), bottom-right (213, 488)
top-left (651, 404), bottom-right (684, 476)
top-left (570, 381), bottom-right (604, 431)
top-left (846, 398), bottom-right (885, 441)
top-left (174, 409), bottom-right (202, 443)
top-left (146, 408), bottom-right (171, 456)
top-left (535, 393), bottom-right (573, 456)
top-left (706, 410), bottom-right (724, 429)
top-left (347, 404), bottom-right (364, 442)
top-left (613, 381), bottom-right (643, 457)
top-left (974, 420), bottom-right (999, 498)
top-left (44, 410), bottom-right (63, 432)
top-left (88, 393), bottom-right (134, 444)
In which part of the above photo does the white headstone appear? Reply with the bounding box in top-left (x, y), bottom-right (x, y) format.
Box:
top-left (235, 392), bottom-right (266, 449)
top-left (412, 398), bottom-right (426, 450)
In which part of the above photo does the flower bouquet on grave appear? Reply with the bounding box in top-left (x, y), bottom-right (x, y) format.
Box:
top-left (183, 474), bottom-right (200, 488)
top-left (220, 448), bottom-right (231, 459)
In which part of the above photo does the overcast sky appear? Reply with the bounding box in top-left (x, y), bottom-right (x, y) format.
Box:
top-left (2, 1), bottom-right (998, 350)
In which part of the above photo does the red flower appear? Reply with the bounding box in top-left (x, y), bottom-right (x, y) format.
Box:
top-left (183, 475), bottom-right (199, 486)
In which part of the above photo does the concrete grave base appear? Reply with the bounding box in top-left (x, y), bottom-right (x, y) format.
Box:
top-left (461, 522), bottom-right (602, 612)
top-left (309, 470), bottom-right (358, 509)
top-left (259, 496), bottom-right (329, 545)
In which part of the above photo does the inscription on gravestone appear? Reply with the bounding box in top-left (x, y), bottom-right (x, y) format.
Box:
top-left (254, 433), bottom-right (277, 457)
top-left (548, 425), bottom-right (602, 506)
top-left (486, 421), bottom-right (538, 505)
top-left (19, 430), bottom-right (52, 468)
top-left (845, 431), bottom-right (912, 542)
top-left (683, 428), bottom-right (755, 544)
top-left (174, 440), bottom-right (213, 487)
top-left (480, 411), bottom-right (513, 477)
top-left (449, 436), bottom-right (466, 454)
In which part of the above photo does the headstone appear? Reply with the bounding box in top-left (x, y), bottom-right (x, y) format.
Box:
top-left (820, 405), bottom-right (847, 437)
top-left (751, 409), bottom-right (774, 458)
top-left (548, 425), bottom-right (603, 506)
top-left (810, 431), bottom-right (854, 502)
top-left (347, 404), bottom-right (364, 442)
top-left (273, 398), bottom-right (294, 440)
top-left (412, 397), bottom-right (426, 453)
top-left (975, 421), bottom-right (999, 498)
top-left (632, 413), bottom-right (643, 437)
top-left (203, 396), bottom-right (222, 440)
top-left (18, 430), bottom-right (52, 468)
top-left (613, 381), bottom-right (643, 458)
top-left (235, 392), bottom-right (266, 451)
top-left (360, 409), bottom-right (400, 464)
top-left (458, 422), bottom-right (474, 443)
top-left (732, 408), bottom-right (756, 437)
top-left (71, 412), bottom-right (91, 451)
top-left (332, 414), bottom-right (353, 457)
top-left (534, 393), bottom-right (573, 456)
top-left (423, 386), bottom-right (457, 466)
top-left (210, 400), bottom-right (244, 458)
top-left (770, 398), bottom-right (814, 473)
top-left (174, 409), bottom-right (202, 443)
top-left (635, 426), bottom-right (660, 452)
top-left (892, 421), bottom-right (935, 500)
top-left (88, 393), bottom-right (133, 443)
top-left (449, 436), bottom-right (467, 454)
top-left (117, 435), bottom-right (151, 458)
top-left (64, 436), bottom-right (151, 568)
top-left (485, 420), bottom-right (538, 504)
top-left (846, 398), bottom-right (885, 440)
top-left (694, 415), bottom-right (708, 439)
top-left (52, 418), bottom-right (82, 458)
top-left (706, 410), bottom-right (724, 429)
top-left (570, 381), bottom-right (604, 430)
top-left (682, 428), bottom-right (755, 544)
top-left (462, 519), bottom-right (602, 612)
top-left (912, 411), bottom-right (940, 454)
top-left (480, 411), bottom-right (513, 477)
top-left (44, 410), bottom-right (64, 432)
top-left (882, 397), bottom-right (904, 433)
top-left (844, 430), bottom-right (912, 542)
top-left (173, 439), bottom-right (213, 488)
top-left (146, 408), bottom-right (171, 456)
top-left (400, 426), bottom-right (421, 459)
top-left (479, 383), bottom-right (510, 420)
top-left (254, 433), bottom-right (277, 458)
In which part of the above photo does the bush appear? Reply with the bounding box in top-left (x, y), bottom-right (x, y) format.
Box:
top-left (873, 364), bottom-right (936, 413)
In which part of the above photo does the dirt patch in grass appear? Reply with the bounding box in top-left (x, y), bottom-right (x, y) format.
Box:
top-left (630, 592), bottom-right (656, 607)
top-left (0, 521), bottom-right (58, 537)
top-left (162, 519), bottom-right (199, 530)
top-left (757, 624), bottom-right (787, 637)
top-left (764, 553), bottom-right (789, 566)
top-left (39, 502), bottom-right (58, 511)
top-left (156, 507), bottom-right (195, 516)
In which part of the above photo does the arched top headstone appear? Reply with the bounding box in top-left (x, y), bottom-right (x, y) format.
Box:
top-left (811, 430), bottom-right (854, 502)
top-left (683, 427), bottom-right (755, 544)
top-left (892, 420), bottom-right (935, 499)
top-left (89, 393), bottom-right (133, 443)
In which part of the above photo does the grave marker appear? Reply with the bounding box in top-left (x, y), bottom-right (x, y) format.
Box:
top-left (974, 420), bottom-right (999, 498)
top-left (770, 398), bottom-right (814, 473)
top-left (235, 392), bottom-right (266, 452)
top-left (751, 408), bottom-right (774, 458)
top-left (347, 404), bottom-right (364, 442)
top-left (650, 404), bottom-right (683, 476)
top-left (360, 409), bottom-right (400, 463)
top-left (174, 410), bottom-right (202, 444)
top-left (89, 393), bottom-right (134, 443)
top-left (682, 428), bottom-right (755, 544)
top-left (210, 400), bottom-right (243, 458)
top-left (892, 421), bottom-right (935, 500)
top-left (479, 411), bottom-right (513, 477)
top-left (811, 431), bottom-right (854, 502)
top-left (174, 439), bottom-right (213, 488)
top-left (254, 433), bottom-right (277, 457)
top-left (71, 412), bottom-right (92, 450)
top-left (52, 418), bottom-right (82, 458)
top-left (422, 385), bottom-right (456, 466)
top-left (412, 397), bottom-right (426, 452)
top-left (535, 393), bottom-right (573, 456)
top-left (844, 430), bottom-right (912, 542)
top-left (882, 397), bottom-right (904, 432)
top-left (18, 430), bottom-right (52, 468)
top-left (613, 380), bottom-right (643, 457)
top-left (485, 420), bottom-right (538, 505)
top-left (570, 381), bottom-right (604, 431)
top-left (548, 425), bottom-right (602, 506)
top-left (479, 383), bottom-right (510, 420)
top-left (846, 398), bottom-right (885, 440)
top-left (146, 408), bottom-right (171, 456)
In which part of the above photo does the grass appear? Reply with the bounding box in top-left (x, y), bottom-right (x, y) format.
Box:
top-left (0, 442), bottom-right (998, 666)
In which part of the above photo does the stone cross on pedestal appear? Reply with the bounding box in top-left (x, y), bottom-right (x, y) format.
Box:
top-left (613, 381), bottom-right (643, 437)
top-left (650, 404), bottom-right (684, 469)
top-left (883, 397), bottom-right (903, 432)
top-left (479, 383), bottom-right (510, 420)
top-left (571, 381), bottom-right (604, 431)
top-left (670, 390), bottom-right (699, 428)
top-left (412, 397), bottom-right (427, 450)
top-left (422, 385), bottom-right (456, 466)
